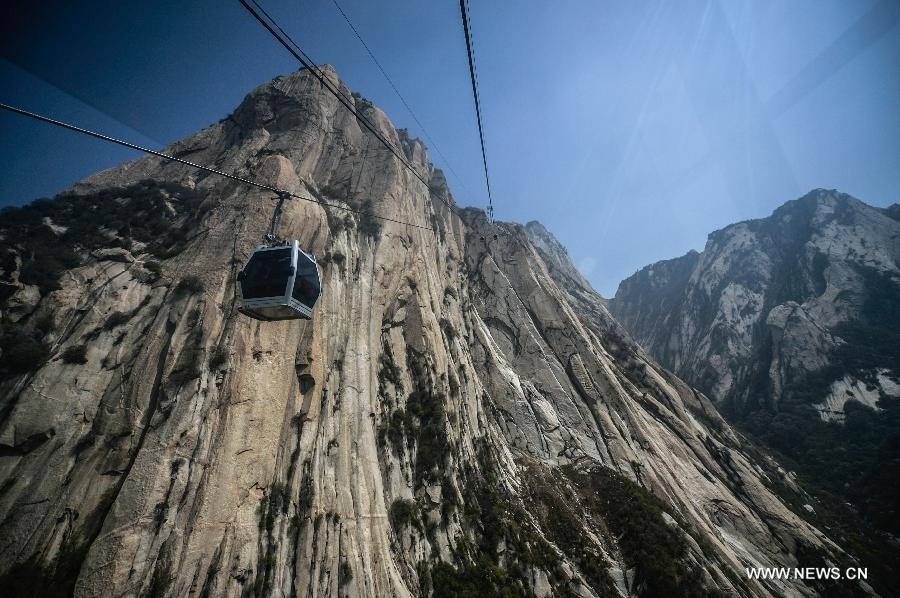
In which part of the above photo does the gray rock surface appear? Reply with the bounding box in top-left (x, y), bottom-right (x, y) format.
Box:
top-left (609, 190), bottom-right (900, 595)
top-left (0, 67), bottom-right (868, 597)
top-left (610, 190), bottom-right (900, 420)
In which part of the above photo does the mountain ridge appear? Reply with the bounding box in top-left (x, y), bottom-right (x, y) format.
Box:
top-left (610, 188), bottom-right (900, 594)
top-left (610, 189), bottom-right (900, 415)
top-left (0, 68), bottom-right (874, 597)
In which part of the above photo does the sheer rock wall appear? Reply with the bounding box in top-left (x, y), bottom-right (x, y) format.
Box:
top-left (0, 67), bottom-right (868, 597)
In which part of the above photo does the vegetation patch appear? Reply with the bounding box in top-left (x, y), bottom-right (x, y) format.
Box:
top-left (741, 401), bottom-right (900, 595)
top-left (424, 558), bottom-right (530, 598)
top-left (0, 332), bottom-right (49, 374)
top-left (561, 464), bottom-right (707, 597)
top-left (209, 346), bottom-right (228, 370)
top-left (518, 461), bottom-right (614, 594)
top-left (378, 408), bottom-right (408, 457)
top-left (406, 390), bottom-right (450, 487)
top-left (351, 92), bottom-right (374, 112)
top-left (175, 275), bottom-right (205, 295)
top-left (729, 263), bottom-right (900, 596)
top-left (61, 344), bottom-right (88, 364)
top-left (338, 561), bottom-right (353, 587)
top-left (0, 180), bottom-right (205, 294)
top-left (376, 345), bottom-right (450, 488)
top-left (357, 199), bottom-right (382, 239)
top-left (389, 499), bottom-right (421, 532)
top-left (743, 395), bottom-right (900, 541)
top-left (297, 471), bottom-right (314, 519)
top-left (376, 345), bottom-right (403, 408)
top-left (325, 206), bottom-right (354, 236)
top-left (449, 444), bottom-right (568, 595)
top-left (144, 260), bottom-right (163, 277)
top-left (321, 182), bottom-right (350, 202)
top-left (0, 479), bottom-right (125, 597)
top-left (439, 318), bottom-right (457, 343)
top-left (254, 479), bottom-right (298, 597)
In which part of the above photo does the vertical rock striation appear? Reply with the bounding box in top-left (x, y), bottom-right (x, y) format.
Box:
top-left (0, 68), bottom-right (872, 596)
top-left (610, 191), bottom-right (900, 420)
top-left (610, 191), bottom-right (900, 594)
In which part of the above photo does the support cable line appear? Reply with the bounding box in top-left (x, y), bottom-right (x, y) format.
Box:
top-left (247, 0), bottom-right (358, 108)
top-left (241, 0), bottom-right (458, 217)
top-left (0, 102), bottom-right (435, 233)
top-left (329, 0), bottom-right (470, 196)
top-left (459, 0), bottom-right (495, 221)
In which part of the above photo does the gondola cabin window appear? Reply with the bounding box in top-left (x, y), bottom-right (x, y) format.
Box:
top-left (242, 247), bottom-right (293, 299)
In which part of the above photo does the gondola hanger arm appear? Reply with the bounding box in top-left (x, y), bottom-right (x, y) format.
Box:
top-left (265, 191), bottom-right (291, 245)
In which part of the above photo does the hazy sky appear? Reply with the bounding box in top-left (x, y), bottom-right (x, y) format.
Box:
top-left (2, 0), bottom-right (898, 296)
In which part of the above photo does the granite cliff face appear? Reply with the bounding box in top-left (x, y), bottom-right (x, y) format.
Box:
top-left (610, 191), bottom-right (900, 591)
top-left (0, 68), bottom-right (872, 597)
top-left (611, 191), bottom-right (900, 422)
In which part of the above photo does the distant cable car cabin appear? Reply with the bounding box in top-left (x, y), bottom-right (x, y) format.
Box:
top-left (237, 193), bottom-right (321, 321)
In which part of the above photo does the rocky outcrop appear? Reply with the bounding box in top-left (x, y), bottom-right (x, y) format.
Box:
top-left (610, 190), bottom-right (900, 420)
top-left (610, 191), bottom-right (900, 594)
top-left (0, 68), bottom-right (872, 597)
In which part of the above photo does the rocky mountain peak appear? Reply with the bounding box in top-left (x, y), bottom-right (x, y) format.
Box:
top-left (0, 69), bottom-right (876, 597)
top-left (613, 188), bottom-right (900, 411)
top-left (524, 220), bottom-right (598, 297)
top-left (611, 189), bottom-right (900, 591)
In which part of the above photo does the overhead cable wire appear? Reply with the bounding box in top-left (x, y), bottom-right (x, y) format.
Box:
top-left (329, 0), bottom-right (470, 196)
top-left (242, 0), bottom-right (459, 218)
top-left (248, 0), bottom-right (358, 108)
top-left (243, 0), bottom-right (422, 184)
top-left (244, 0), bottom-right (394, 207)
top-left (459, 0), bottom-right (495, 220)
top-left (0, 102), bottom-right (435, 233)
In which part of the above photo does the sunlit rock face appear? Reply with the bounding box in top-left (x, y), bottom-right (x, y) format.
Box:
top-left (0, 67), bottom-right (871, 597)
top-left (610, 191), bottom-right (900, 593)
top-left (610, 191), bottom-right (900, 422)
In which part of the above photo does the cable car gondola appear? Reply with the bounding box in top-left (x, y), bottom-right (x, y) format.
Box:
top-left (237, 193), bottom-right (321, 321)
top-left (238, 240), bottom-right (320, 321)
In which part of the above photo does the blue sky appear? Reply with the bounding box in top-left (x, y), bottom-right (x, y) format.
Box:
top-left (2, 0), bottom-right (898, 296)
